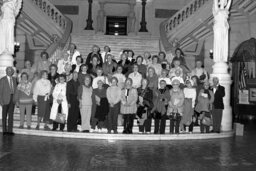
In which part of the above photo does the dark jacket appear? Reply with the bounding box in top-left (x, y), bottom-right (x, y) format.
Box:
top-left (212, 85), bottom-right (225, 109)
top-left (0, 76), bottom-right (17, 105)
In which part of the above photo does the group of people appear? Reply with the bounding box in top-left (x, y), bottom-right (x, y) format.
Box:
top-left (0, 44), bottom-right (225, 136)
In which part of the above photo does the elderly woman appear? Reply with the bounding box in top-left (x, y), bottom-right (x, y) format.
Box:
top-left (57, 52), bottom-right (72, 74)
top-left (85, 45), bottom-right (103, 66)
top-left (195, 81), bottom-right (214, 133)
top-left (137, 78), bottom-right (153, 134)
top-left (20, 60), bottom-right (36, 82)
top-left (128, 64), bottom-right (142, 89)
top-left (147, 67), bottom-right (158, 90)
top-left (147, 55), bottom-right (162, 76)
top-left (167, 79), bottom-right (185, 134)
top-left (33, 70), bottom-right (52, 130)
top-left (117, 53), bottom-right (131, 76)
top-left (14, 72), bottom-right (33, 129)
top-left (190, 60), bottom-right (208, 83)
top-left (121, 78), bottom-right (138, 134)
top-left (67, 43), bottom-right (81, 65)
top-left (34, 52), bottom-right (51, 73)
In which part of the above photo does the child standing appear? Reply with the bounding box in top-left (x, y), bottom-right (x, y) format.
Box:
top-left (78, 75), bottom-right (93, 132)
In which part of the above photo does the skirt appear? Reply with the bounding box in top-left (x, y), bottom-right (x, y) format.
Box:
top-left (37, 95), bottom-right (51, 122)
top-left (181, 98), bottom-right (193, 126)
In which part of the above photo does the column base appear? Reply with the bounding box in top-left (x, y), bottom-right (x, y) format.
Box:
top-left (211, 61), bottom-right (233, 132)
top-left (0, 53), bottom-right (14, 78)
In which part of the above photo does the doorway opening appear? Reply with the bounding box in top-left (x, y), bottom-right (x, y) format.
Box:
top-left (106, 16), bottom-right (127, 36)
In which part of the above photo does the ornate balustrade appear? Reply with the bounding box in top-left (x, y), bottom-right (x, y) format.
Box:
top-left (159, 0), bottom-right (212, 53)
top-left (31, 0), bottom-right (67, 31)
top-left (29, 0), bottom-right (72, 62)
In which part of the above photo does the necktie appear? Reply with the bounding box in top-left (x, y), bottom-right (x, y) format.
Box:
top-left (10, 77), bottom-right (14, 94)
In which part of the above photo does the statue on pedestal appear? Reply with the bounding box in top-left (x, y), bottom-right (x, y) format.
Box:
top-left (128, 11), bottom-right (136, 34)
top-left (0, 0), bottom-right (22, 55)
top-left (212, 0), bottom-right (232, 63)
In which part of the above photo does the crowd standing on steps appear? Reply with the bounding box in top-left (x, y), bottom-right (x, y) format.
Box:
top-left (1, 44), bottom-right (226, 136)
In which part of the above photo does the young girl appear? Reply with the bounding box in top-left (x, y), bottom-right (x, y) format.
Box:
top-left (121, 78), bottom-right (138, 134)
top-left (33, 70), bottom-right (52, 130)
top-left (181, 79), bottom-right (197, 133)
top-left (78, 75), bottom-right (93, 132)
top-left (107, 77), bottom-right (122, 134)
top-left (50, 74), bottom-right (68, 131)
top-left (91, 80), bottom-right (109, 132)
top-left (151, 80), bottom-right (170, 134)
top-left (15, 72), bottom-right (33, 129)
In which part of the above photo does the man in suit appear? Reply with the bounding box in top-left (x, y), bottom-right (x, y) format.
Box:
top-left (0, 67), bottom-right (17, 136)
top-left (212, 77), bottom-right (225, 133)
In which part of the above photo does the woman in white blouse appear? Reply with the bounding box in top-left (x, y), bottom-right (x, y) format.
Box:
top-left (33, 70), bottom-right (52, 130)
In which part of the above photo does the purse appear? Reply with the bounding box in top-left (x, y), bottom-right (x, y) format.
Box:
top-left (202, 116), bottom-right (212, 126)
top-left (55, 113), bottom-right (66, 124)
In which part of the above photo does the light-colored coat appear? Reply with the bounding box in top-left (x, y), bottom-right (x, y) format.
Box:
top-left (120, 88), bottom-right (138, 114)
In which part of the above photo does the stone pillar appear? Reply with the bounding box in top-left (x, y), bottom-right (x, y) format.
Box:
top-left (139, 0), bottom-right (148, 32)
top-left (127, 3), bottom-right (136, 35)
top-left (96, 2), bottom-right (105, 34)
top-left (85, 0), bottom-right (94, 30)
top-left (211, 0), bottom-right (232, 132)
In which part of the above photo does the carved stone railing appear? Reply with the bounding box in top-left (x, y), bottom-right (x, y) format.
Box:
top-left (29, 0), bottom-right (72, 61)
top-left (159, 0), bottom-right (211, 52)
top-left (31, 0), bottom-right (67, 32)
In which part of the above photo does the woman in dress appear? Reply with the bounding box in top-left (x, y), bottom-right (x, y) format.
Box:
top-left (33, 70), bottom-right (52, 130)
top-left (91, 80), bottom-right (109, 132)
top-left (121, 78), bottom-right (138, 134)
top-left (195, 81), bottom-right (214, 133)
top-left (181, 79), bottom-right (197, 133)
top-left (137, 78), bottom-right (153, 133)
top-left (50, 74), bottom-right (68, 131)
top-left (14, 72), bottom-right (33, 129)
top-left (147, 67), bottom-right (158, 91)
top-left (167, 79), bottom-right (185, 134)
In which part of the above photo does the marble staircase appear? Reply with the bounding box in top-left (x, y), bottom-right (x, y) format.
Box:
top-left (71, 34), bottom-right (160, 60)
top-left (0, 107), bottom-right (234, 140)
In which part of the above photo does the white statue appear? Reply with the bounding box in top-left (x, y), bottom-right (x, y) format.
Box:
top-left (212, 0), bottom-right (232, 63)
top-left (0, 0), bottom-right (22, 55)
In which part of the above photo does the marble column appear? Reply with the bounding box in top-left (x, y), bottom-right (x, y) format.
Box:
top-left (85, 0), bottom-right (94, 30)
top-left (139, 0), bottom-right (148, 32)
top-left (127, 3), bottom-right (136, 35)
top-left (96, 2), bottom-right (105, 33)
top-left (210, 0), bottom-right (232, 132)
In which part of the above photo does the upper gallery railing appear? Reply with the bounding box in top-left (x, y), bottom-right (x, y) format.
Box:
top-left (159, 0), bottom-right (211, 52)
top-left (30, 0), bottom-right (72, 61)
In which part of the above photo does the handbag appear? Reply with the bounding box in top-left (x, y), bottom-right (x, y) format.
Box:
top-left (169, 112), bottom-right (181, 120)
top-left (202, 116), bottom-right (212, 126)
top-left (55, 113), bottom-right (66, 124)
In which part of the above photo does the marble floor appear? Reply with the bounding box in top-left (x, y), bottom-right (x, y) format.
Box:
top-left (0, 123), bottom-right (256, 171)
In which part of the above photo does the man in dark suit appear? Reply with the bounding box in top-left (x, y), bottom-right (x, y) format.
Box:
top-left (0, 67), bottom-right (17, 136)
top-left (212, 77), bottom-right (225, 133)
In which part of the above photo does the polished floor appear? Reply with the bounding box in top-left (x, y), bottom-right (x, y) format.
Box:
top-left (0, 122), bottom-right (256, 171)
